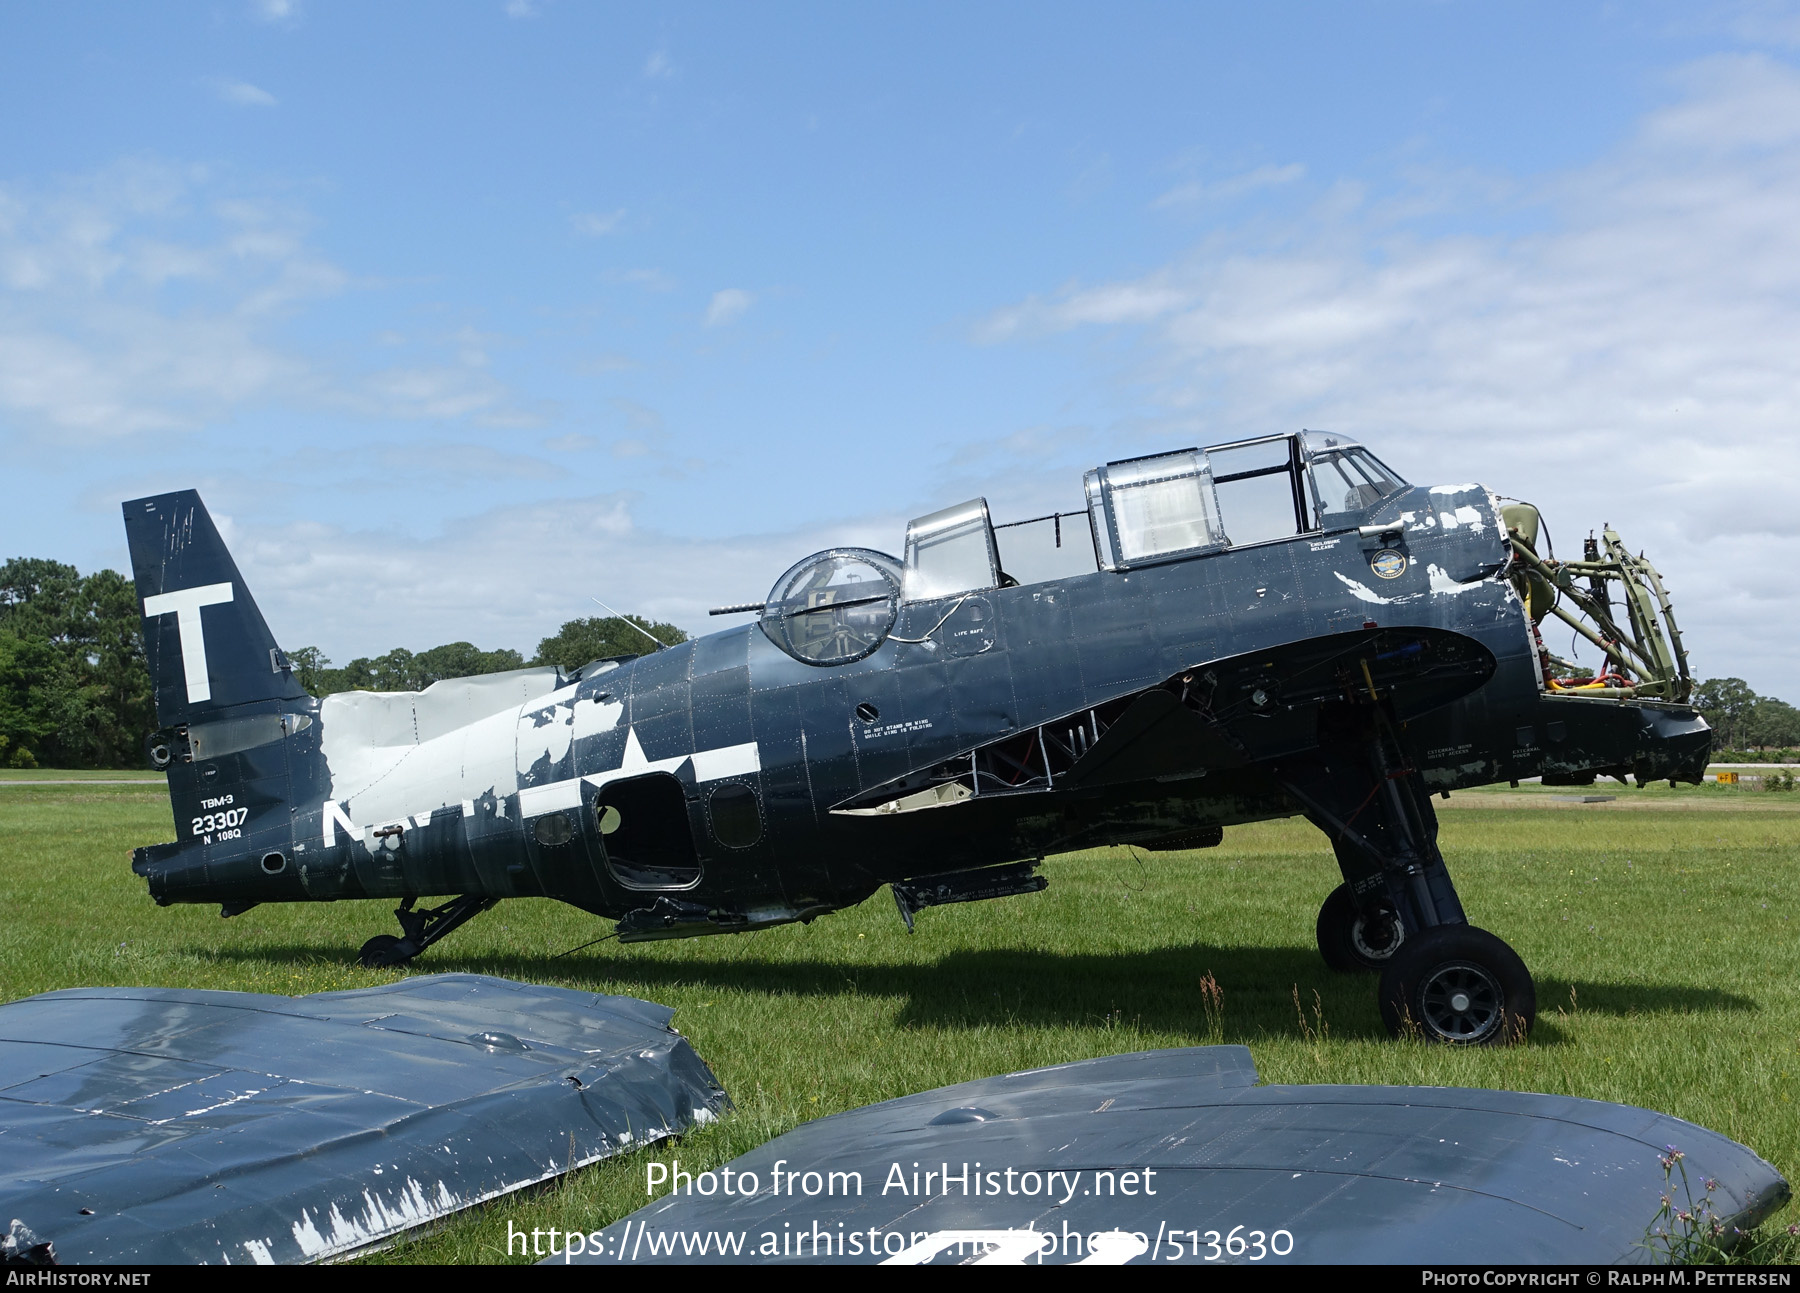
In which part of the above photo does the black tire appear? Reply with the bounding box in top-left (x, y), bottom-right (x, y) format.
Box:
top-left (1316, 883), bottom-right (1405, 973)
top-left (1377, 924), bottom-right (1535, 1045)
top-left (358, 934), bottom-right (412, 968)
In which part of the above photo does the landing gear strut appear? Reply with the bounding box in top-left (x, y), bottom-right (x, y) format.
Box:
top-left (358, 895), bottom-right (498, 968)
top-left (1277, 673), bottom-right (1535, 1044)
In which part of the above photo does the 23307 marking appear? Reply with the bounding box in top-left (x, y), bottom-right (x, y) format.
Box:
top-left (192, 807), bottom-right (249, 836)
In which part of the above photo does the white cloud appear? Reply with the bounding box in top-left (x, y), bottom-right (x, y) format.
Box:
top-left (643, 50), bottom-right (673, 80)
top-left (504, 0), bottom-right (539, 17)
top-left (0, 161), bottom-right (540, 437)
top-left (570, 208), bottom-right (626, 237)
top-left (975, 279), bottom-right (1190, 343)
top-left (269, 440), bottom-right (563, 484)
top-left (1152, 162), bottom-right (1306, 210)
top-left (976, 53), bottom-right (1800, 695)
top-left (376, 442), bottom-right (561, 480)
top-left (232, 492), bottom-right (905, 659)
top-left (214, 80), bottom-right (278, 108)
top-left (543, 432), bottom-right (601, 452)
top-left (703, 287), bottom-right (753, 328)
top-left (946, 423), bottom-right (1097, 473)
top-left (250, 0), bottom-right (298, 24)
top-left (599, 398), bottom-right (700, 469)
top-left (610, 396), bottom-right (662, 432)
top-left (0, 165), bottom-right (329, 434)
top-left (615, 267), bottom-right (676, 291)
top-left (356, 364), bottom-right (513, 422)
top-left (1722, 0), bottom-right (1800, 46)
top-left (0, 315), bottom-right (301, 435)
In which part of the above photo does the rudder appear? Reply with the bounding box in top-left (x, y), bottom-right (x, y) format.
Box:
top-left (123, 491), bottom-right (308, 727)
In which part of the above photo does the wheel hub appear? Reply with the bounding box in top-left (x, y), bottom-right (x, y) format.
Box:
top-left (1418, 961), bottom-right (1504, 1043)
top-left (1351, 910), bottom-right (1404, 962)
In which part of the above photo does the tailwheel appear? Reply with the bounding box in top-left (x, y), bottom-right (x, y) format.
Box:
top-left (1377, 924), bottom-right (1535, 1045)
top-left (1315, 882), bottom-right (1405, 973)
top-left (358, 934), bottom-right (415, 968)
top-left (355, 895), bottom-right (498, 968)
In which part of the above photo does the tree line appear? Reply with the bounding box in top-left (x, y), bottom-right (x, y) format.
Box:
top-left (0, 556), bottom-right (683, 768)
top-left (0, 559), bottom-right (151, 770)
top-left (288, 614), bottom-right (685, 696)
top-left (1690, 678), bottom-right (1800, 755)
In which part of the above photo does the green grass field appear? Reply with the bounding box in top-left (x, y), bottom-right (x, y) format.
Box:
top-left (3, 777), bottom-right (1798, 1262)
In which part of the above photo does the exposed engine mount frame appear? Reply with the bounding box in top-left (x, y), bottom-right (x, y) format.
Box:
top-left (1503, 508), bottom-right (1691, 703)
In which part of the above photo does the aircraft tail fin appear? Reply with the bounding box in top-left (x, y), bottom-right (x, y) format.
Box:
top-left (122, 491), bottom-right (308, 728)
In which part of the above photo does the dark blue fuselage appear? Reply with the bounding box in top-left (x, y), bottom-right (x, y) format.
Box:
top-left (129, 479), bottom-right (1708, 942)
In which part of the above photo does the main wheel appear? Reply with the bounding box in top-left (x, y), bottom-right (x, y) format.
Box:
top-left (358, 934), bottom-right (413, 968)
top-left (1377, 924), bottom-right (1535, 1045)
top-left (1316, 883), bottom-right (1405, 973)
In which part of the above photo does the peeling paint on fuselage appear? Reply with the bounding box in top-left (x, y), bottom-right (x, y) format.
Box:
top-left (137, 478), bottom-right (1698, 931)
top-left (1335, 572), bottom-right (1396, 604)
top-left (319, 668), bottom-right (562, 826)
top-left (1427, 563), bottom-right (1482, 596)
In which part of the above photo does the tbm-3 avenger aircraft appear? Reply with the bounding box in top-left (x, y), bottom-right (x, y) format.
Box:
top-left (125, 431), bottom-right (1708, 1045)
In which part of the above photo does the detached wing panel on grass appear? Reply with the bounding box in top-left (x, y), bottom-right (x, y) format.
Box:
top-left (0, 974), bottom-right (729, 1265)
top-left (578, 1046), bottom-right (1784, 1265)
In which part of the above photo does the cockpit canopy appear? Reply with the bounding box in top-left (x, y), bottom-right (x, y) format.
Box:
top-left (1299, 431), bottom-right (1406, 528)
top-left (759, 548), bottom-right (903, 667)
top-left (757, 431), bottom-right (1407, 664)
top-left (902, 499), bottom-right (1001, 602)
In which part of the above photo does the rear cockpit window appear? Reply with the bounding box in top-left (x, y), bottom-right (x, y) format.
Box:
top-left (1084, 449), bottom-right (1223, 570)
top-left (1207, 436), bottom-right (1312, 547)
top-left (1083, 435), bottom-right (1351, 569)
top-left (902, 499), bottom-right (1001, 602)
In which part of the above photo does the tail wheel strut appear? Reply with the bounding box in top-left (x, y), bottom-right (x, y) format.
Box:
top-left (359, 895), bottom-right (498, 968)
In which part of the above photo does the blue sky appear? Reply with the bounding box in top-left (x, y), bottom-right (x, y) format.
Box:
top-left (4, 2), bottom-right (1799, 693)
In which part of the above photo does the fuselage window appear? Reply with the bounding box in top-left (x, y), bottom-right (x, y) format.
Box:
top-left (1085, 449), bottom-right (1223, 570)
top-left (1207, 436), bottom-right (1313, 547)
top-left (707, 782), bottom-right (763, 849)
top-left (902, 498), bottom-right (1001, 602)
